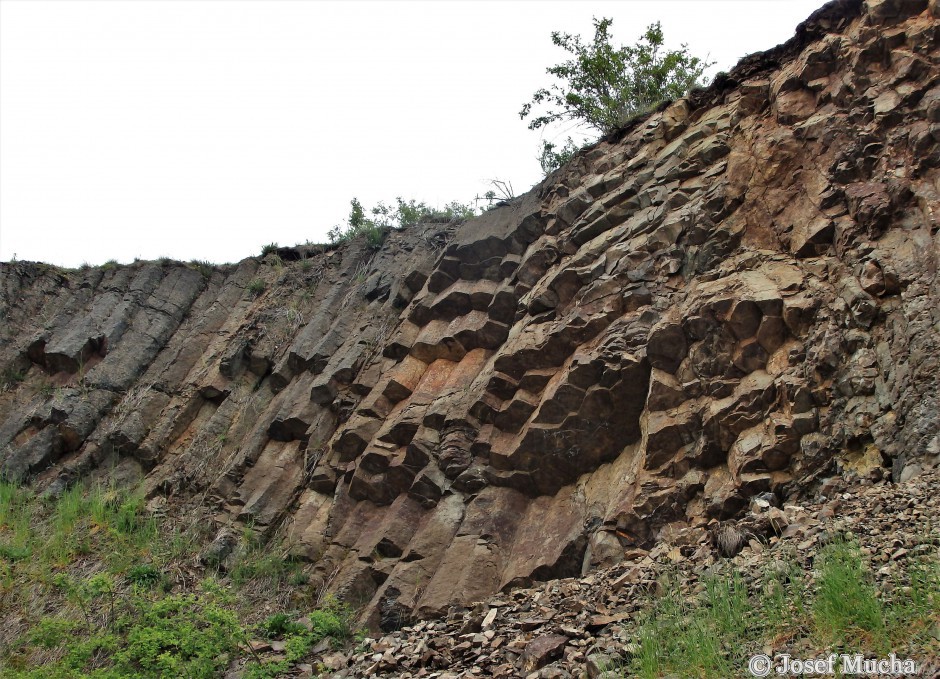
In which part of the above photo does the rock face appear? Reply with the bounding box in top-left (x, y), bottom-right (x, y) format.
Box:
top-left (1, 0), bottom-right (938, 630)
top-left (324, 470), bottom-right (940, 679)
top-left (331, 469), bottom-right (940, 678)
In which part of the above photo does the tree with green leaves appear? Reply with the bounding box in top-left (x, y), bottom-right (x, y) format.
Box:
top-left (521, 18), bottom-right (713, 139)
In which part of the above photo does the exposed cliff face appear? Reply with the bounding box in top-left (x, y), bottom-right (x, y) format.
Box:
top-left (1, 0), bottom-right (938, 630)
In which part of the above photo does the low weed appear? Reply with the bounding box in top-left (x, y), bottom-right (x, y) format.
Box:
top-left (36, 380), bottom-right (56, 398)
top-left (227, 526), bottom-right (304, 592)
top-left (126, 563), bottom-right (162, 589)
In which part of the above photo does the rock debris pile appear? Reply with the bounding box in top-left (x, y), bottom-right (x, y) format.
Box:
top-left (329, 469), bottom-right (940, 678)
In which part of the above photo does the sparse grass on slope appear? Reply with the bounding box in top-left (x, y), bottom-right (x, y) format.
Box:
top-left (622, 539), bottom-right (940, 678)
top-left (0, 481), bottom-right (357, 678)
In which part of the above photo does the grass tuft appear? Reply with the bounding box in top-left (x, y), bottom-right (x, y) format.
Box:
top-left (247, 279), bottom-right (266, 298)
top-left (812, 539), bottom-right (886, 651)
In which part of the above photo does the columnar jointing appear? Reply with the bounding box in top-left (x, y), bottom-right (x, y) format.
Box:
top-left (0, 0), bottom-right (937, 630)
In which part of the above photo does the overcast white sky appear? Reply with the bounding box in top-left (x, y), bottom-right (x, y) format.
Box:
top-left (0, 0), bottom-right (824, 267)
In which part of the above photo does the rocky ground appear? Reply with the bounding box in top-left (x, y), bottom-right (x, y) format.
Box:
top-left (303, 467), bottom-right (940, 678)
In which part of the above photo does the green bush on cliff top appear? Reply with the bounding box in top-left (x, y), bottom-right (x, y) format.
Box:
top-left (522, 18), bottom-right (713, 173)
top-left (327, 197), bottom-right (476, 248)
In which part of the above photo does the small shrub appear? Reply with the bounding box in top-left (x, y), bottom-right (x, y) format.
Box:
top-left (333, 199), bottom-right (388, 248)
top-left (329, 196), bottom-right (476, 248)
top-left (0, 367), bottom-right (26, 392)
top-left (245, 598), bottom-right (356, 679)
top-left (28, 615), bottom-right (117, 673)
top-left (127, 563), bottom-right (162, 589)
top-left (260, 242), bottom-right (280, 257)
top-left (190, 260), bottom-right (214, 279)
top-left (247, 279), bottom-right (266, 298)
top-left (521, 18), bottom-right (713, 135)
top-left (101, 259), bottom-right (119, 270)
top-left (393, 197), bottom-right (474, 228)
top-left (289, 570), bottom-right (309, 586)
top-left (258, 612), bottom-right (306, 639)
top-left (30, 617), bottom-right (82, 649)
top-left (539, 137), bottom-right (580, 174)
top-left (309, 596), bottom-right (354, 641)
top-left (112, 589), bottom-right (243, 677)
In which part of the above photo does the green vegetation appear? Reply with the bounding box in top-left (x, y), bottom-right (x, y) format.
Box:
top-left (0, 367), bottom-right (27, 392)
top-left (522, 18), bottom-right (713, 173)
top-left (632, 571), bottom-right (755, 677)
top-left (260, 243), bottom-right (280, 257)
top-left (0, 481), bottom-right (358, 678)
top-left (247, 279), bottom-right (266, 298)
top-left (23, 579), bottom-right (244, 679)
top-left (539, 136), bottom-right (580, 174)
top-left (327, 197), bottom-right (476, 247)
top-left (258, 613), bottom-right (307, 640)
top-left (228, 524), bottom-right (304, 590)
top-left (522, 18), bottom-right (713, 135)
top-left (190, 260), bottom-right (214, 280)
top-left (327, 198), bottom-right (385, 248)
top-left (246, 599), bottom-right (354, 679)
top-left (623, 539), bottom-right (940, 678)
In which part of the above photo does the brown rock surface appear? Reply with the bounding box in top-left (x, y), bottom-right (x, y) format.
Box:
top-left (0, 0), bottom-right (938, 631)
top-left (329, 468), bottom-right (940, 678)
